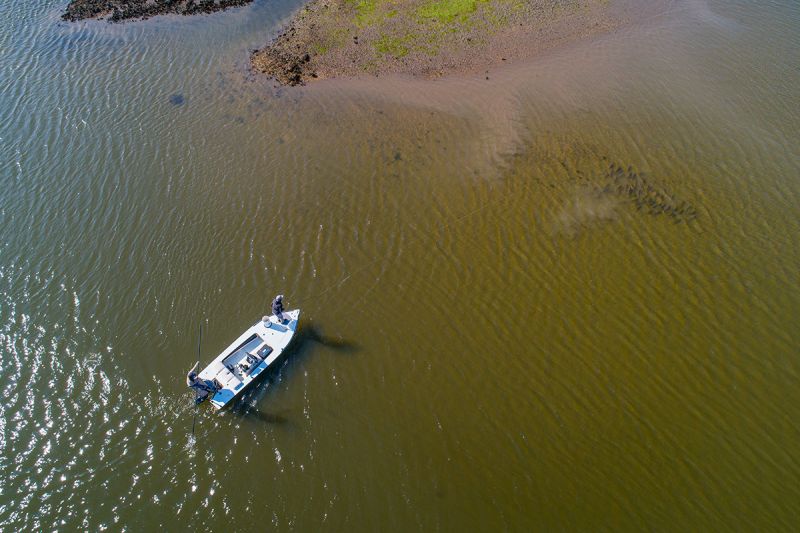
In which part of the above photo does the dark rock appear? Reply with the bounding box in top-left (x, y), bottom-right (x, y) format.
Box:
top-left (63, 0), bottom-right (254, 22)
top-left (250, 47), bottom-right (311, 86)
top-left (168, 93), bottom-right (185, 106)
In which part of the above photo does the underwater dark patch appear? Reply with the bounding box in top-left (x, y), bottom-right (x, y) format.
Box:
top-left (605, 162), bottom-right (698, 222)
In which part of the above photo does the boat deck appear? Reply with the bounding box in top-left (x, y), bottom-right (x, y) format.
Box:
top-left (197, 310), bottom-right (299, 409)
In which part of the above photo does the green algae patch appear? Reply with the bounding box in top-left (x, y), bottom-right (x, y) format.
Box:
top-left (416, 0), bottom-right (487, 23)
top-left (348, 0), bottom-right (397, 27)
top-left (374, 34), bottom-right (413, 57)
top-left (351, 0), bottom-right (378, 26)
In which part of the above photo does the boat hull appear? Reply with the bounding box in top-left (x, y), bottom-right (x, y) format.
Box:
top-left (195, 309), bottom-right (300, 410)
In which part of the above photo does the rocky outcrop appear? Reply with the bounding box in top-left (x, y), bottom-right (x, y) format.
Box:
top-left (62, 0), bottom-right (252, 22)
top-left (250, 47), bottom-right (316, 87)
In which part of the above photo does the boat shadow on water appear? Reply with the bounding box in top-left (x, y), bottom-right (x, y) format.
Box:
top-left (228, 403), bottom-right (291, 425)
top-left (228, 321), bottom-right (360, 425)
top-left (295, 323), bottom-right (360, 354)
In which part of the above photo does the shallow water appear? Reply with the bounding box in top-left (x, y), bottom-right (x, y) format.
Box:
top-left (1, 0), bottom-right (799, 529)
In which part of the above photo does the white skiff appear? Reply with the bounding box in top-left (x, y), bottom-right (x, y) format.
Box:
top-left (195, 309), bottom-right (300, 410)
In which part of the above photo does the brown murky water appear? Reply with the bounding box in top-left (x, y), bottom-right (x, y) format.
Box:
top-left (1, 0), bottom-right (798, 529)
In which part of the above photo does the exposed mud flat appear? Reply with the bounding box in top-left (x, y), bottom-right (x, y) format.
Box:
top-left (62, 0), bottom-right (252, 22)
top-left (251, 0), bottom-right (623, 86)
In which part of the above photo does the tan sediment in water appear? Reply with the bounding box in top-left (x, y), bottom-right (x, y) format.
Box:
top-left (251, 0), bottom-right (627, 85)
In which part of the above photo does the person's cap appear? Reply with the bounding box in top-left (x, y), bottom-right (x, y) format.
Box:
top-left (276, 294), bottom-right (283, 300)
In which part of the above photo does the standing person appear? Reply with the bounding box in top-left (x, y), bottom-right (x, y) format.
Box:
top-left (186, 362), bottom-right (217, 404)
top-left (271, 294), bottom-right (285, 322)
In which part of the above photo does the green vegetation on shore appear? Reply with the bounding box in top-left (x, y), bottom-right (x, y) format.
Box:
top-left (341, 0), bottom-right (496, 61)
top-left (251, 0), bottom-right (612, 85)
top-left (416, 0), bottom-right (488, 23)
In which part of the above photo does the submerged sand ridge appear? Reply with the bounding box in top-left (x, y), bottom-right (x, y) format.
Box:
top-left (251, 0), bottom-right (622, 85)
